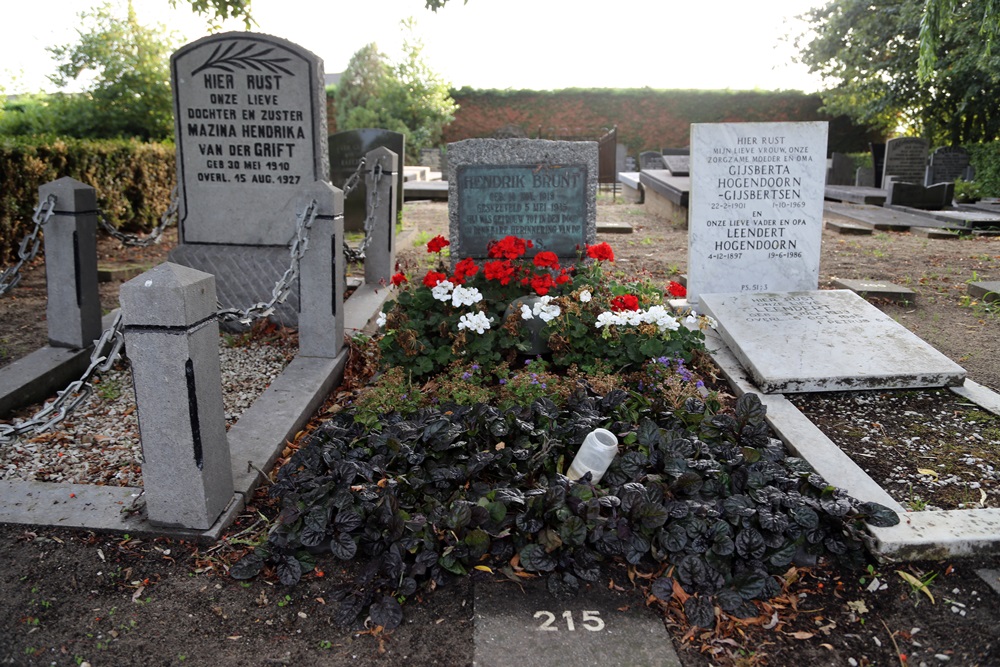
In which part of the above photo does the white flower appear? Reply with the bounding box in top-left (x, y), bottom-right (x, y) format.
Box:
top-left (431, 280), bottom-right (455, 302)
top-left (451, 285), bottom-right (483, 307)
top-left (683, 314), bottom-right (699, 328)
top-left (595, 311), bottom-right (620, 328)
top-left (457, 311), bottom-right (492, 334)
top-left (704, 316), bottom-right (718, 330)
top-left (376, 311), bottom-right (386, 328)
top-left (579, 290), bottom-right (592, 303)
top-left (520, 304), bottom-right (534, 320)
top-left (532, 296), bottom-right (561, 322)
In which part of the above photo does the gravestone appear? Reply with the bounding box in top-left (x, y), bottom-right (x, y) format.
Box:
top-left (662, 155), bottom-right (689, 176)
top-left (447, 138), bottom-right (597, 259)
top-left (885, 181), bottom-right (954, 210)
top-left (827, 152), bottom-right (854, 186)
top-left (328, 128), bottom-right (405, 232)
top-left (870, 142), bottom-right (886, 188)
top-left (419, 147), bottom-right (442, 170)
top-left (686, 121), bottom-right (828, 305)
top-left (927, 146), bottom-right (973, 185)
top-left (855, 166), bottom-right (875, 187)
top-left (661, 147), bottom-right (689, 156)
top-left (882, 137), bottom-right (929, 187)
top-left (638, 150), bottom-right (665, 170)
top-left (168, 32), bottom-right (329, 323)
top-left (699, 290), bottom-right (965, 393)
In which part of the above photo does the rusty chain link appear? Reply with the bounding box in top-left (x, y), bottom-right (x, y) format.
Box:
top-left (98, 187), bottom-right (179, 247)
top-left (0, 194), bottom-right (57, 297)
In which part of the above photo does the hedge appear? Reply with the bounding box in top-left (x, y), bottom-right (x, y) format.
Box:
top-left (0, 137), bottom-right (174, 263)
top-left (965, 142), bottom-right (1000, 197)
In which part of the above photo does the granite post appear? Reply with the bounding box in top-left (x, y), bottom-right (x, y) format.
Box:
top-left (363, 146), bottom-right (398, 288)
top-left (40, 177), bottom-right (101, 349)
top-left (120, 263), bottom-right (234, 529)
top-left (297, 181), bottom-right (344, 359)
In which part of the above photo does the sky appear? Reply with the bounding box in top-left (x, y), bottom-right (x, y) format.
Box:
top-left (1, 0), bottom-right (827, 95)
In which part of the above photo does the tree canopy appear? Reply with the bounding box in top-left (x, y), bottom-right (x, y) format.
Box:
top-left (179, 0), bottom-right (466, 27)
top-left (796, 0), bottom-right (1000, 144)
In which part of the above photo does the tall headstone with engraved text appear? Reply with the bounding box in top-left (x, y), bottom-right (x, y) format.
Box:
top-left (168, 32), bottom-right (330, 324)
top-left (882, 137), bottom-right (929, 187)
top-left (686, 121), bottom-right (828, 306)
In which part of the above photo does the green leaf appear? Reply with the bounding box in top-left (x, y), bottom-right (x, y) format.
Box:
top-left (519, 544), bottom-right (556, 572)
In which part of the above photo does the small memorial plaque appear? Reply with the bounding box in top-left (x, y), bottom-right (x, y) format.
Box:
top-left (171, 32), bottom-right (328, 246)
top-left (687, 121), bottom-right (828, 305)
top-left (700, 290), bottom-right (966, 393)
top-left (456, 164), bottom-right (587, 257)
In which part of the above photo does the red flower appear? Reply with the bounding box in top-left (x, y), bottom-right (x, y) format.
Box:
top-left (487, 235), bottom-right (532, 260)
top-left (452, 257), bottom-right (479, 284)
top-left (667, 281), bottom-right (687, 298)
top-left (422, 271), bottom-right (447, 288)
top-left (586, 242), bottom-right (615, 262)
top-left (533, 251), bottom-right (560, 270)
top-left (391, 272), bottom-right (407, 287)
top-left (530, 273), bottom-right (556, 296)
top-left (610, 294), bottom-right (640, 312)
top-left (426, 235), bottom-right (450, 253)
top-left (555, 269), bottom-right (571, 285)
top-left (484, 259), bottom-right (516, 285)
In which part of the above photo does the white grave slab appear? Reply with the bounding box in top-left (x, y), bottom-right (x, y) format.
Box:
top-left (687, 122), bottom-right (828, 305)
top-left (700, 290), bottom-right (966, 393)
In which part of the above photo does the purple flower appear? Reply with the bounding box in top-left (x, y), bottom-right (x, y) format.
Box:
top-left (462, 372), bottom-right (472, 380)
top-left (499, 378), bottom-right (507, 385)
top-left (471, 364), bottom-right (480, 371)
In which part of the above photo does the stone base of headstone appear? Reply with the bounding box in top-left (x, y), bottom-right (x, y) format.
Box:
top-left (832, 279), bottom-right (915, 303)
top-left (825, 219), bottom-right (873, 235)
top-left (968, 281), bottom-right (1000, 304)
top-left (169, 244), bottom-right (299, 326)
top-left (825, 202), bottom-right (923, 231)
top-left (823, 186), bottom-right (887, 206)
top-left (473, 573), bottom-right (681, 667)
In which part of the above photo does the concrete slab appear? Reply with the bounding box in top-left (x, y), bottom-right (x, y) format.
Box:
top-left (825, 201), bottom-right (928, 231)
top-left (0, 310), bottom-right (120, 417)
top-left (975, 569), bottom-right (1000, 597)
top-left (638, 171), bottom-right (688, 207)
top-left (596, 221), bottom-right (633, 234)
top-left (911, 226), bottom-right (960, 239)
top-left (824, 186), bottom-right (887, 205)
top-left (832, 279), bottom-right (915, 303)
top-left (700, 290), bottom-right (965, 393)
top-left (888, 205), bottom-right (1000, 229)
top-left (825, 219), bottom-right (873, 235)
top-left (404, 180), bottom-right (448, 201)
top-left (968, 281), bottom-right (1000, 304)
top-left (474, 573), bottom-right (680, 667)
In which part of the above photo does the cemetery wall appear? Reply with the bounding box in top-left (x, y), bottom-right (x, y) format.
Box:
top-left (438, 88), bottom-right (882, 157)
top-left (0, 138), bottom-right (174, 263)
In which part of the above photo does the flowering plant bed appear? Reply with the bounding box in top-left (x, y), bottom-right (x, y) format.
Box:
top-left (378, 235), bottom-right (709, 378)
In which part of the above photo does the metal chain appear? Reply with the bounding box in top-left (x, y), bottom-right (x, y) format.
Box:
top-left (216, 198), bottom-right (320, 325)
top-left (99, 187), bottom-right (179, 247)
top-left (0, 195), bottom-right (57, 297)
top-left (343, 160), bottom-right (383, 264)
top-left (0, 312), bottom-right (124, 444)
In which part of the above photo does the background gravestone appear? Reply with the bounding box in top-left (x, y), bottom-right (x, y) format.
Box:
top-left (328, 128), bottom-right (405, 233)
top-left (168, 32), bottom-right (328, 324)
top-left (447, 138), bottom-right (598, 260)
top-left (662, 155), bottom-right (690, 176)
top-left (870, 142), bottom-right (886, 188)
top-left (927, 146), bottom-right (973, 185)
top-left (638, 150), bottom-right (665, 170)
top-left (686, 121), bottom-right (828, 305)
top-left (827, 152), bottom-right (854, 185)
top-left (855, 166), bottom-right (875, 187)
top-left (882, 137), bottom-right (929, 187)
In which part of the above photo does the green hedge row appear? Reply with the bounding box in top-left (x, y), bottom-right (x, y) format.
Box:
top-left (0, 137), bottom-right (174, 263)
top-left (966, 142), bottom-right (1000, 196)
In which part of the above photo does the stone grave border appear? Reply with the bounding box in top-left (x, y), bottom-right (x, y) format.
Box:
top-left (699, 325), bottom-right (1000, 560)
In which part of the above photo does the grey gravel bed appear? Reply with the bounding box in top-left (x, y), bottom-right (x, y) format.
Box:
top-left (1, 335), bottom-right (297, 486)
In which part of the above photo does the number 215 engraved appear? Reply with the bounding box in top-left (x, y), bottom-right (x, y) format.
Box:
top-left (533, 610), bottom-right (605, 631)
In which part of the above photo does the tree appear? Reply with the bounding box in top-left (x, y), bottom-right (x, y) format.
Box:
top-left (796, 0), bottom-right (1000, 144)
top-left (918, 0), bottom-right (1000, 80)
top-left (335, 20), bottom-right (458, 161)
top-left (177, 0), bottom-right (467, 27)
top-left (47, 1), bottom-right (178, 140)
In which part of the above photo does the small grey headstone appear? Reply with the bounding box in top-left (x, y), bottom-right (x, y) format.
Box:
top-left (926, 146), bottom-right (971, 185)
top-left (447, 138), bottom-right (597, 260)
top-left (827, 152), bottom-right (854, 186)
top-left (638, 151), bottom-right (665, 170)
top-left (419, 147), bottom-right (442, 170)
top-left (624, 156), bottom-right (637, 172)
top-left (662, 155), bottom-right (689, 176)
top-left (699, 290), bottom-right (966, 393)
top-left (474, 575), bottom-right (680, 667)
top-left (855, 166), bottom-right (875, 187)
top-left (687, 121), bottom-right (828, 305)
top-left (329, 128), bottom-right (405, 232)
top-left (882, 137), bottom-right (929, 187)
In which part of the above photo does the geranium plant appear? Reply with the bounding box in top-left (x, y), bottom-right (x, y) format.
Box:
top-left (377, 235), bottom-right (712, 377)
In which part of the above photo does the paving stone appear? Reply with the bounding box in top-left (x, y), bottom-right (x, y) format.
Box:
top-left (596, 221), bottom-right (633, 234)
top-left (832, 279), bottom-right (916, 303)
top-left (474, 573), bottom-right (680, 667)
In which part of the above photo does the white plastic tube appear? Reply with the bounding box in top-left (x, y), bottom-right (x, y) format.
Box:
top-left (566, 428), bottom-right (619, 484)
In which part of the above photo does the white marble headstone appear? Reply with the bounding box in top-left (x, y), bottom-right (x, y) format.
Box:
top-left (687, 122), bottom-right (828, 305)
top-left (700, 290), bottom-right (966, 393)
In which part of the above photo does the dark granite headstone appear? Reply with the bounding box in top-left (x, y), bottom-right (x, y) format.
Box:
top-left (870, 142), bottom-right (886, 188)
top-left (329, 128), bottom-right (404, 232)
top-left (638, 150), bottom-right (665, 170)
top-left (661, 147), bottom-right (689, 155)
top-left (885, 181), bottom-right (954, 210)
top-left (662, 155), bottom-right (689, 176)
top-left (828, 152), bottom-right (854, 185)
top-left (882, 137), bottom-right (929, 187)
top-left (927, 146), bottom-right (972, 185)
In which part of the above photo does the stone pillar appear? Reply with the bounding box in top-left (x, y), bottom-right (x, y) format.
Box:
top-left (364, 147), bottom-right (398, 287)
top-left (120, 263), bottom-right (234, 530)
top-left (40, 177), bottom-right (101, 348)
top-left (298, 181), bottom-right (344, 358)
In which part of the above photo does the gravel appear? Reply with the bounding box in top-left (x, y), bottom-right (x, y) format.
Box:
top-left (1, 333), bottom-right (297, 486)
